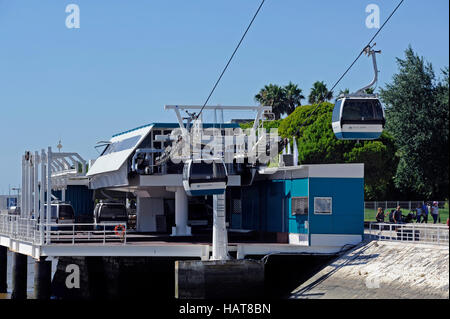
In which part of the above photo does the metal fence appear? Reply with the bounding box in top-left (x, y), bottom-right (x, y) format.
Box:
top-left (365, 200), bottom-right (448, 211)
top-left (0, 214), bottom-right (127, 245)
top-left (367, 222), bottom-right (449, 246)
top-left (365, 200), bottom-right (449, 223)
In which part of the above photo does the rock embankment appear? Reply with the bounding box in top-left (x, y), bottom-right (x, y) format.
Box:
top-left (290, 240), bottom-right (449, 299)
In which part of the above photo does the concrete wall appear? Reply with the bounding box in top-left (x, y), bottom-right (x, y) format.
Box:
top-left (136, 197), bottom-right (164, 232)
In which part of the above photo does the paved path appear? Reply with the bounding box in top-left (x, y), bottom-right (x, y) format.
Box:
top-left (290, 240), bottom-right (449, 299)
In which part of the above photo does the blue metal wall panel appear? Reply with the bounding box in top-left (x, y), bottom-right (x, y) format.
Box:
top-left (241, 186), bottom-right (260, 230)
top-left (240, 181), bottom-right (285, 232)
top-left (265, 181), bottom-right (284, 232)
top-left (239, 176), bottom-right (363, 236)
top-left (308, 178), bottom-right (364, 236)
top-left (283, 179), bottom-right (308, 234)
top-left (52, 186), bottom-right (94, 218)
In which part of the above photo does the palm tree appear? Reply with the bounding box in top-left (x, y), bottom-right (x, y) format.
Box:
top-left (338, 88), bottom-right (350, 96)
top-left (308, 81), bottom-right (333, 104)
top-left (365, 87), bottom-right (375, 94)
top-left (283, 82), bottom-right (305, 114)
top-left (255, 84), bottom-right (287, 120)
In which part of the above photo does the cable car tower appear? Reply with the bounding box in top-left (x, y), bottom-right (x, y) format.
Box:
top-left (165, 104), bottom-right (275, 260)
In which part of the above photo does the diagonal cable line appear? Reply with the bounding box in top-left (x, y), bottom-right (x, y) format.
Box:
top-left (197, 0), bottom-right (266, 119)
top-left (292, 0), bottom-right (405, 138)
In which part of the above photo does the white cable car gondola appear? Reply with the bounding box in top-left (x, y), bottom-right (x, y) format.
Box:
top-left (332, 44), bottom-right (386, 140)
top-left (182, 158), bottom-right (228, 196)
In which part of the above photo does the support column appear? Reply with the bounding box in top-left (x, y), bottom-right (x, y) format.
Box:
top-left (46, 147), bottom-right (52, 244)
top-left (212, 194), bottom-right (228, 260)
top-left (21, 155), bottom-right (25, 216)
top-left (33, 151), bottom-right (39, 219)
top-left (170, 187), bottom-right (191, 236)
top-left (11, 252), bottom-right (27, 299)
top-left (40, 149), bottom-right (46, 223)
top-left (28, 156), bottom-right (33, 218)
top-left (34, 258), bottom-right (52, 299)
top-left (0, 246), bottom-right (7, 293)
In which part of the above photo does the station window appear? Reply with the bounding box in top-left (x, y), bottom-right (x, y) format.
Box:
top-left (314, 197), bottom-right (333, 215)
top-left (292, 197), bottom-right (308, 216)
top-left (232, 199), bottom-right (242, 214)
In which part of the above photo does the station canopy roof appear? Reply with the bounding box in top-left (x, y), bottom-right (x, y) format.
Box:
top-left (87, 125), bottom-right (154, 177)
top-left (86, 122), bottom-right (240, 177)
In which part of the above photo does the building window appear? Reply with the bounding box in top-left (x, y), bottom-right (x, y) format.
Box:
top-left (292, 197), bottom-right (308, 216)
top-left (314, 197), bottom-right (332, 215)
top-left (232, 199), bottom-right (242, 214)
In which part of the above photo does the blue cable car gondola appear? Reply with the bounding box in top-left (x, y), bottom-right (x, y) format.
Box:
top-left (332, 44), bottom-right (386, 140)
top-left (182, 159), bottom-right (228, 196)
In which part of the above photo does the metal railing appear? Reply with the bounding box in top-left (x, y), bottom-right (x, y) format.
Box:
top-left (365, 200), bottom-right (448, 211)
top-left (0, 214), bottom-right (42, 244)
top-left (367, 222), bottom-right (449, 246)
top-left (0, 214), bottom-right (127, 245)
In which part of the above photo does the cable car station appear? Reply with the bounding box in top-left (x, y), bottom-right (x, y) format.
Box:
top-left (1, 104), bottom-right (365, 298)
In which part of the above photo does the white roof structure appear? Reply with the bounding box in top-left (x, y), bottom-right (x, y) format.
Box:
top-left (259, 164), bottom-right (365, 179)
top-left (86, 125), bottom-right (153, 177)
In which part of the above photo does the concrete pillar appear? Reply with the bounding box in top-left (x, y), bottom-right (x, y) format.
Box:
top-left (212, 194), bottom-right (228, 260)
top-left (171, 187), bottom-right (191, 236)
top-left (46, 147), bottom-right (52, 244)
top-left (175, 260), bottom-right (265, 299)
top-left (40, 149), bottom-right (46, 223)
top-left (0, 246), bottom-right (7, 293)
top-left (34, 152), bottom-right (39, 219)
top-left (21, 155), bottom-right (25, 216)
top-left (11, 252), bottom-right (27, 299)
top-left (34, 258), bottom-right (52, 299)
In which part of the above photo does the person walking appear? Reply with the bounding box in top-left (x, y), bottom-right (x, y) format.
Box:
top-left (430, 201), bottom-right (439, 224)
top-left (375, 207), bottom-right (385, 223)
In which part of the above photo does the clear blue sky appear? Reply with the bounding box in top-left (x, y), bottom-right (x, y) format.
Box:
top-left (0, 0), bottom-right (448, 193)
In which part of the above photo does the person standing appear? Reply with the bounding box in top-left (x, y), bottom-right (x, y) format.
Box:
top-left (415, 203), bottom-right (422, 223)
top-left (430, 201), bottom-right (439, 224)
top-left (393, 205), bottom-right (402, 224)
top-left (421, 202), bottom-right (429, 223)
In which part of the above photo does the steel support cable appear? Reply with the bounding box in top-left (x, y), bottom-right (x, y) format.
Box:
top-left (196, 0), bottom-right (266, 119)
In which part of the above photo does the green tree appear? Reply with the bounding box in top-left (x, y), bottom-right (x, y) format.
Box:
top-left (365, 87), bottom-right (375, 94)
top-left (338, 88), bottom-right (350, 96)
top-left (380, 47), bottom-right (449, 199)
top-left (255, 82), bottom-right (305, 120)
top-left (337, 87), bottom-right (374, 96)
top-left (308, 81), bottom-right (333, 104)
top-left (255, 84), bottom-right (287, 120)
top-left (279, 102), bottom-right (397, 199)
top-left (284, 82), bottom-right (305, 114)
